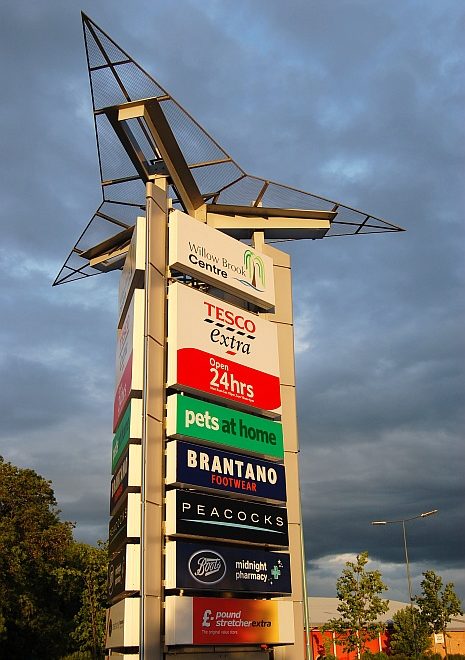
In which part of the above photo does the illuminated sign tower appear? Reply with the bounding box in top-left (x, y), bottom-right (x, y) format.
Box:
top-left (54, 14), bottom-right (404, 660)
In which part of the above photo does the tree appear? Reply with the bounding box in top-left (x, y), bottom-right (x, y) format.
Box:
top-left (415, 570), bottom-right (463, 659)
top-left (68, 542), bottom-right (108, 658)
top-left (390, 606), bottom-right (432, 656)
top-left (0, 456), bottom-right (108, 659)
top-left (322, 552), bottom-right (389, 658)
top-left (0, 456), bottom-right (76, 658)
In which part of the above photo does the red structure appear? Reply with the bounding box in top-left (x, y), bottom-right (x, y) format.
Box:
top-left (308, 629), bottom-right (391, 660)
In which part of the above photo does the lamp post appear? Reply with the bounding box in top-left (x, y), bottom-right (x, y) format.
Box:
top-left (371, 509), bottom-right (438, 657)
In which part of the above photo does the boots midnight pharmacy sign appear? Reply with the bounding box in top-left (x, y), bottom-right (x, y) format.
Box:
top-left (165, 540), bottom-right (291, 595)
top-left (167, 283), bottom-right (281, 415)
top-left (169, 210), bottom-right (275, 310)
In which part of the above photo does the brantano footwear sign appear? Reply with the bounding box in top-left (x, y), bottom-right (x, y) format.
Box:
top-left (166, 394), bottom-right (284, 460)
top-left (166, 441), bottom-right (286, 502)
top-left (165, 540), bottom-right (291, 594)
top-left (165, 596), bottom-right (294, 646)
top-left (165, 489), bottom-right (288, 547)
top-left (169, 210), bottom-right (275, 310)
top-left (167, 283), bottom-right (281, 415)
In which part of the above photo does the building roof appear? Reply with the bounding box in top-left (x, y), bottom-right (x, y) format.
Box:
top-left (308, 598), bottom-right (465, 630)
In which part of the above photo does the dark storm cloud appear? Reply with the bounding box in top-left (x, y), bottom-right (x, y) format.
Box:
top-left (0, 0), bottom-right (463, 598)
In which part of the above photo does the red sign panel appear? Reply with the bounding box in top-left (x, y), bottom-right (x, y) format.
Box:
top-left (177, 348), bottom-right (281, 411)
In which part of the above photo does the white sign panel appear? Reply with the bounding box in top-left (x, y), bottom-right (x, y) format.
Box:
top-left (118, 216), bottom-right (146, 328)
top-left (169, 210), bottom-right (275, 310)
top-left (113, 289), bottom-right (144, 431)
top-left (167, 282), bottom-right (281, 416)
top-left (105, 597), bottom-right (140, 649)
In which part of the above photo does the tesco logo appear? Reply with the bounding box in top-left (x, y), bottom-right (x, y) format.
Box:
top-left (203, 301), bottom-right (256, 334)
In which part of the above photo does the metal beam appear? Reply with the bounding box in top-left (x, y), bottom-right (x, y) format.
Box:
top-left (79, 226), bottom-right (134, 261)
top-left (115, 100), bottom-right (205, 217)
top-left (207, 212), bottom-right (332, 240)
top-left (143, 100), bottom-right (205, 217)
top-left (208, 203), bottom-right (336, 220)
top-left (105, 108), bottom-right (151, 182)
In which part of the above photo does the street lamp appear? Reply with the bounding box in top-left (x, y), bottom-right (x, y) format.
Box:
top-left (371, 510), bottom-right (438, 605)
top-left (371, 509), bottom-right (438, 657)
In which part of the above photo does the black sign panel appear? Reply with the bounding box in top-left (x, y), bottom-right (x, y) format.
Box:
top-left (108, 499), bottom-right (128, 556)
top-left (169, 541), bottom-right (291, 594)
top-left (170, 441), bottom-right (286, 502)
top-left (110, 450), bottom-right (129, 514)
top-left (108, 546), bottom-right (126, 601)
top-left (168, 489), bottom-right (288, 547)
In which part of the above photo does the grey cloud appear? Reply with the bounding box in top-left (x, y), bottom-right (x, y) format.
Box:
top-left (0, 0), bottom-right (463, 601)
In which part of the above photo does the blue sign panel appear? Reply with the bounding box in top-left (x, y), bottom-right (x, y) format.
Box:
top-left (167, 440), bottom-right (286, 502)
top-left (167, 540), bottom-right (291, 595)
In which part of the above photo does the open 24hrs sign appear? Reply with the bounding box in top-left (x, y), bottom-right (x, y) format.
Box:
top-left (167, 283), bottom-right (281, 416)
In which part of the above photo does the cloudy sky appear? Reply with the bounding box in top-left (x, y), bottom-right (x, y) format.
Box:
top-left (1, 0), bottom-right (463, 605)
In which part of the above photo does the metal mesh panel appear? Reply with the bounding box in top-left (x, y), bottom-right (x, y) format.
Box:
top-left (96, 114), bottom-right (139, 181)
top-left (84, 26), bottom-right (109, 69)
top-left (65, 252), bottom-right (88, 270)
top-left (262, 182), bottom-right (334, 212)
top-left (103, 179), bottom-right (146, 206)
top-left (99, 201), bottom-right (142, 225)
top-left (91, 67), bottom-right (129, 110)
top-left (85, 23), bottom-right (130, 65)
top-left (191, 162), bottom-right (243, 197)
top-left (216, 176), bottom-right (268, 206)
top-left (74, 215), bottom-right (125, 254)
top-left (160, 99), bottom-right (229, 166)
top-left (56, 268), bottom-right (88, 284)
top-left (113, 62), bottom-right (166, 102)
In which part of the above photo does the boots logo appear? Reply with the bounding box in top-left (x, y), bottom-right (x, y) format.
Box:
top-left (188, 550), bottom-right (226, 585)
top-left (237, 250), bottom-right (266, 292)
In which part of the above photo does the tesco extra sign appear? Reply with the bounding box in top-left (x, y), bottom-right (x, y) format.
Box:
top-left (167, 283), bottom-right (281, 416)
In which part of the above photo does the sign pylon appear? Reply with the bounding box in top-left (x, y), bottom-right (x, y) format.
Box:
top-left (55, 15), bottom-right (404, 660)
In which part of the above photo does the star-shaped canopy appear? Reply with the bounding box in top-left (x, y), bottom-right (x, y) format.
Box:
top-left (53, 13), bottom-right (404, 286)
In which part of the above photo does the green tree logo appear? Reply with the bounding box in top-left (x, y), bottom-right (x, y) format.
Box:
top-left (244, 250), bottom-right (266, 290)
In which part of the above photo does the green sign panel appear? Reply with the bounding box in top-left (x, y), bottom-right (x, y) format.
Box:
top-left (166, 394), bottom-right (283, 460)
top-left (112, 399), bottom-right (142, 473)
